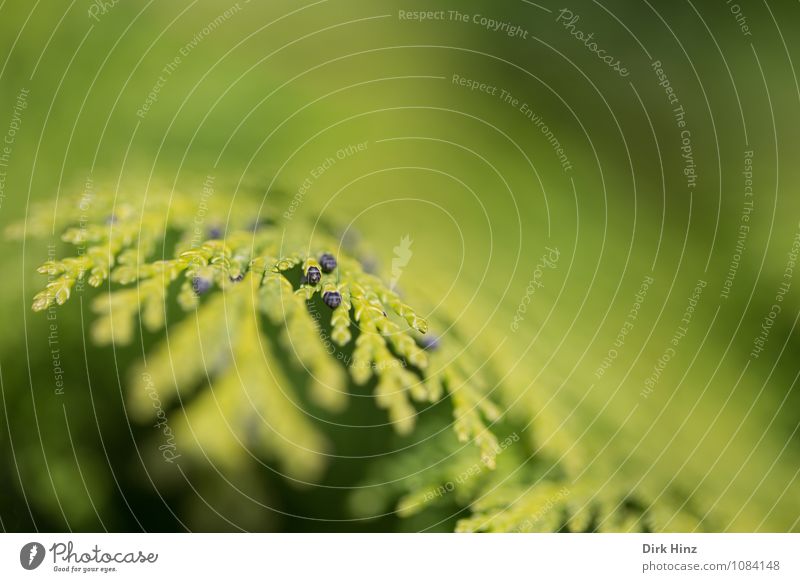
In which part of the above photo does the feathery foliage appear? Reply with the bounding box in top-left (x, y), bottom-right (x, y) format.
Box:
top-left (11, 187), bottom-right (500, 484)
top-left (11, 186), bottom-right (713, 532)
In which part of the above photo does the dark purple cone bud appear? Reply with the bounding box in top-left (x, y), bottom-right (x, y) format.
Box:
top-left (192, 276), bottom-right (212, 295)
top-left (305, 266), bottom-right (321, 285)
top-left (319, 253), bottom-right (337, 273)
top-left (208, 226), bottom-right (222, 239)
top-left (421, 335), bottom-right (440, 351)
top-left (323, 291), bottom-right (342, 309)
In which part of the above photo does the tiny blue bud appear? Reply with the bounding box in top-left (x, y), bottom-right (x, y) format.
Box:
top-left (323, 291), bottom-right (342, 309)
top-left (192, 276), bottom-right (212, 295)
top-left (421, 335), bottom-right (440, 351)
top-left (306, 266), bottom-right (321, 285)
top-left (319, 253), bottom-right (337, 273)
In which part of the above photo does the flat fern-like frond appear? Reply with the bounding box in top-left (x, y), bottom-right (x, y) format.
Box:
top-left (12, 188), bottom-right (500, 482)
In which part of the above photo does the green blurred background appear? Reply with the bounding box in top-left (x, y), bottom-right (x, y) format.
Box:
top-left (1, 0), bottom-right (799, 531)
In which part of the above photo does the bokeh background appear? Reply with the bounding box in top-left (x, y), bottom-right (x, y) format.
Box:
top-left (1, 0), bottom-right (799, 531)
